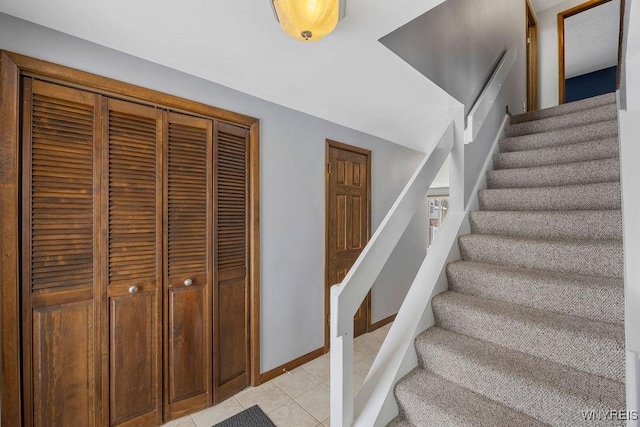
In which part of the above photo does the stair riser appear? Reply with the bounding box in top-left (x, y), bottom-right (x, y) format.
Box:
top-left (500, 120), bottom-right (618, 152)
top-left (494, 138), bottom-right (619, 170)
top-left (432, 293), bottom-right (625, 381)
top-left (459, 235), bottom-right (623, 278)
top-left (487, 158), bottom-right (620, 189)
top-left (505, 104), bottom-right (617, 137)
top-left (417, 331), bottom-right (625, 427)
top-left (446, 262), bottom-right (624, 325)
top-left (469, 210), bottom-right (623, 240)
top-left (478, 182), bottom-right (621, 211)
top-left (510, 93), bottom-right (616, 124)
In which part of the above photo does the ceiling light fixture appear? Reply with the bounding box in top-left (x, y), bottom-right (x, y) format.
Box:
top-left (270, 0), bottom-right (346, 42)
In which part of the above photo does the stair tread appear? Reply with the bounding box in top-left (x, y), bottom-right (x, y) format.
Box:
top-left (469, 209), bottom-right (622, 240)
top-left (415, 327), bottom-right (625, 426)
top-left (386, 416), bottom-right (415, 427)
top-left (500, 120), bottom-right (618, 152)
top-left (447, 260), bottom-right (624, 325)
top-left (459, 233), bottom-right (623, 278)
top-left (478, 181), bottom-right (621, 211)
top-left (506, 103), bottom-right (617, 137)
top-left (510, 93), bottom-right (616, 124)
top-left (494, 137), bottom-right (619, 169)
top-left (394, 368), bottom-right (545, 427)
top-left (487, 157), bottom-right (620, 189)
top-left (432, 291), bottom-right (625, 381)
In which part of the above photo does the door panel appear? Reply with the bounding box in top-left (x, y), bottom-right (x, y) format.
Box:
top-left (168, 281), bottom-right (208, 403)
top-left (217, 276), bottom-right (248, 384)
top-left (32, 301), bottom-right (96, 427)
top-left (105, 99), bottom-right (162, 426)
top-left (164, 112), bottom-right (212, 419)
top-left (22, 79), bottom-right (101, 427)
top-left (108, 293), bottom-right (157, 425)
top-left (214, 122), bottom-right (251, 402)
top-left (326, 143), bottom-right (371, 342)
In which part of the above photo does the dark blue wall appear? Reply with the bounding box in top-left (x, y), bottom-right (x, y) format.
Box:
top-left (566, 66), bottom-right (617, 103)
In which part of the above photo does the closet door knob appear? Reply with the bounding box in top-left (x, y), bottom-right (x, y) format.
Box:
top-left (129, 285), bottom-right (139, 294)
top-left (184, 278), bottom-right (193, 287)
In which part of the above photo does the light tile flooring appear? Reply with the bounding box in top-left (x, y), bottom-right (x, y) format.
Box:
top-left (162, 322), bottom-right (391, 427)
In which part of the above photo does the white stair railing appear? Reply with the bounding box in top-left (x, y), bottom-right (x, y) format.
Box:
top-left (330, 45), bottom-right (516, 427)
top-left (330, 120), bottom-right (457, 426)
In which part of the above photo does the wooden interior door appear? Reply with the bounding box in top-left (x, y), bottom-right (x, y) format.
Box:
top-left (526, 0), bottom-right (538, 111)
top-left (21, 79), bottom-right (102, 427)
top-left (104, 99), bottom-right (162, 426)
top-left (325, 141), bottom-right (371, 347)
top-left (214, 122), bottom-right (251, 402)
top-left (164, 112), bottom-right (213, 420)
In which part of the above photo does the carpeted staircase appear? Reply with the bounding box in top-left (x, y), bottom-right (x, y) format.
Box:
top-left (389, 93), bottom-right (625, 427)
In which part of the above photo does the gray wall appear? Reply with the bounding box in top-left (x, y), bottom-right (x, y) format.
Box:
top-left (0, 13), bottom-right (428, 373)
top-left (380, 0), bottom-right (527, 203)
top-left (380, 0), bottom-right (526, 117)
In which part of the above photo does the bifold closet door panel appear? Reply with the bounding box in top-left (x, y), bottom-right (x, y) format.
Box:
top-left (21, 79), bottom-right (102, 427)
top-left (164, 112), bottom-right (213, 420)
top-left (104, 99), bottom-right (162, 426)
top-left (214, 122), bottom-right (250, 402)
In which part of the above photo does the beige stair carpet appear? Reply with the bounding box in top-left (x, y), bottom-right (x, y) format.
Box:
top-left (390, 93), bottom-right (625, 427)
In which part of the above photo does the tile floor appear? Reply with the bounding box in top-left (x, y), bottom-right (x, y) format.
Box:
top-left (162, 322), bottom-right (392, 427)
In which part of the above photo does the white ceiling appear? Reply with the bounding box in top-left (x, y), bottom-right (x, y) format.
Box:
top-left (0, 0), bottom-right (458, 153)
top-left (565, 0), bottom-right (620, 78)
top-left (529, 0), bottom-right (573, 13)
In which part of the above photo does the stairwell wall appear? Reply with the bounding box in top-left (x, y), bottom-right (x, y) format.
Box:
top-left (0, 12), bottom-right (430, 374)
top-left (379, 0), bottom-right (526, 204)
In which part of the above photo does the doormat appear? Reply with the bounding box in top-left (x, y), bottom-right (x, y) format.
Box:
top-left (213, 405), bottom-right (275, 427)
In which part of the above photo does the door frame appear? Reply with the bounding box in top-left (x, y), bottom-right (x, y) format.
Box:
top-left (557, 0), bottom-right (613, 104)
top-left (526, 0), bottom-right (538, 111)
top-left (0, 50), bottom-right (261, 426)
top-left (324, 139), bottom-right (372, 352)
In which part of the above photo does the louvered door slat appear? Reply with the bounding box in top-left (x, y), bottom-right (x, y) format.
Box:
top-left (29, 86), bottom-right (95, 293)
top-left (23, 79), bottom-right (100, 427)
top-left (164, 112), bottom-right (212, 420)
top-left (216, 125), bottom-right (247, 272)
top-left (105, 99), bottom-right (162, 426)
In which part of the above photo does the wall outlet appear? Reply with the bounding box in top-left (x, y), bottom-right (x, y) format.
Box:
top-left (523, 102), bottom-right (527, 112)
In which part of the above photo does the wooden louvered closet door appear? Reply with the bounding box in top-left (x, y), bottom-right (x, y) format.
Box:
top-left (214, 122), bottom-right (251, 401)
top-left (21, 79), bottom-right (102, 427)
top-left (104, 99), bottom-right (162, 426)
top-left (18, 77), bottom-right (252, 426)
top-left (164, 112), bottom-right (213, 419)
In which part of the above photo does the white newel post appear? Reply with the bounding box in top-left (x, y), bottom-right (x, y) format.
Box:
top-left (449, 106), bottom-right (465, 213)
top-left (331, 284), bottom-right (354, 427)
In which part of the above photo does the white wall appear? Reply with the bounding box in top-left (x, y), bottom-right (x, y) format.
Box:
top-left (619, 0), bottom-right (640, 420)
top-left (537, 0), bottom-right (593, 108)
top-left (0, 13), bottom-right (429, 373)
